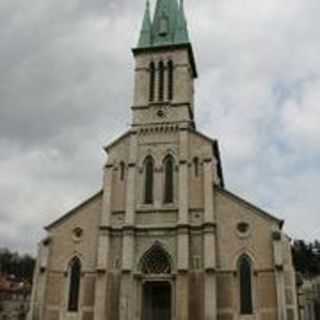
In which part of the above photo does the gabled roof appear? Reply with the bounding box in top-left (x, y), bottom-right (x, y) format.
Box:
top-left (216, 187), bottom-right (284, 228)
top-left (45, 190), bottom-right (103, 230)
top-left (104, 130), bottom-right (131, 153)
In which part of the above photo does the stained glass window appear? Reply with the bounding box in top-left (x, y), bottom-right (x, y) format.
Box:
top-left (239, 255), bottom-right (253, 314)
top-left (68, 257), bottom-right (81, 312)
top-left (141, 243), bottom-right (171, 274)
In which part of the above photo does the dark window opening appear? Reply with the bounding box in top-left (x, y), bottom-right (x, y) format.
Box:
top-left (168, 60), bottom-right (174, 101)
top-left (149, 62), bottom-right (155, 102)
top-left (193, 157), bottom-right (199, 177)
top-left (68, 257), bottom-right (81, 312)
top-left (164, 156), bottom-right (174, 204)
top-left (239, 255), bottom-right (253, 314)
top-left (144, 156), bottom-right (154, 204)
top-left (158, 61), bottom-right (164, 101)
top-left (120, 161), bottom-right (125, 181)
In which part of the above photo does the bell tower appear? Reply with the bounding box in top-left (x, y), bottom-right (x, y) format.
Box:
top-left (132, 0), bottom-right (198, 129)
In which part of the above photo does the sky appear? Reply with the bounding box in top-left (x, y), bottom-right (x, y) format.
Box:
top-left (0, 0), bottom-right (319, 255)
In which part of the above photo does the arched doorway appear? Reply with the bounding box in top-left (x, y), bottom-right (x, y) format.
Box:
top-left (140, 242), bottom-right (173, 320)
top-left (143, 281), bottom-right (171, 320)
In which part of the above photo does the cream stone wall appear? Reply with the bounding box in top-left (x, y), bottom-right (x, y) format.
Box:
top-left (215, 189), bottom-right (278, 270)
top-left (48, 195), bottom-right (101, 271)
top-left (133, 48), bottom-right (194, 109)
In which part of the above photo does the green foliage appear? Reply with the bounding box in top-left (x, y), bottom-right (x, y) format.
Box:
top-left (0, 248), bottom-right (35, 282)
top-left (292, 240), bottom-right (320, 277)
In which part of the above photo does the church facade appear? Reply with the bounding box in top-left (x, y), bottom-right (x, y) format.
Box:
top-left (28, 1), bottom-right (299, 320)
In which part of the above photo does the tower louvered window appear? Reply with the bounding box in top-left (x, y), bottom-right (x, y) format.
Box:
top-left (149, 62), bottom-right (155, 102)
top-left (158, 61), bottom-right (165, 101)
top-left (164, 155), bottom-right (174, 204)
top-left (168, 60), bottom-right (174, 100)
top-left (239, 255), bottom-right (253, 314)
top-left (144, 156), bottom-right (154, 204)
top-left (68, 257), bottom-right (81, 312)
top-left (141, 242), bottom-right (171, 274)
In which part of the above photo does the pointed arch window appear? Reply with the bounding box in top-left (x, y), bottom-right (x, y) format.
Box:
top-left (158, 61), bottom-right (165, 101)
top-left (68, 257), bottom-right (81, 312)
top-left (239, 255), bottom-right (253, 315)
top-left (164, 155), bottom-right (174, 204)
top-left (141, 242), bottom-right (171, 274)
top-left (144, 156), bottom-right (154, 204)
top-left (168, 60), bottom-right (174, 100)
top-left (149, 62), bottom-right (155, 102)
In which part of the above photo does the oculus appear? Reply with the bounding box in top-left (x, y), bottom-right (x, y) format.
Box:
top-left (72, 227), bottom-right (83, 241)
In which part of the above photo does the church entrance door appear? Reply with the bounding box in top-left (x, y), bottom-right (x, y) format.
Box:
top-left (143, 281), bottom-right (171, 320)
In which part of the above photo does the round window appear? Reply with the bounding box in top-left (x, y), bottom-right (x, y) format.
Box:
top-left (236, 222), bottom-right (250, 238)
top-left (72, 227), bottom-right (83, 241)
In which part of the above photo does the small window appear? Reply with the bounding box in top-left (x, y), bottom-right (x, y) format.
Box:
top-left (158, 61), bottom-right (165, 101)
top-left (120, 161), bottom-right (125, 181)
top-left (164, 155), bottom-right (174, 204)
top-left (168, 60), bottom-right (174, 100)
top-left (239, 255), bottom-right (253, 314)
top-left (144, 156), bottom-right (154, 204)
top-left (68, 257), bottom-right (81, 312)
top-left (149, 62), bottom-right (155, 102)
top-left (193, 157), bottom-right (199, 177)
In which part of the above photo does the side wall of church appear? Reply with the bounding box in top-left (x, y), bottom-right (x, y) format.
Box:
top-left (215, 190), bottom-right (279, 320)
top-left (31, 195), bottom-right (102, 320)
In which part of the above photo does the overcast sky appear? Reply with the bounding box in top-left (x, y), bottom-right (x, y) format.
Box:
top-left (1, 0), bottom-right (319, 255)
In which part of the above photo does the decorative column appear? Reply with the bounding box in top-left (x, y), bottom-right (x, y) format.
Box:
top-left (120, 131), bottom-right (138, 320)
top-left (203, 157), bottom-right (217, 320)
top-left (176, 127), bottom-right (189, 320)
top-left (94, 164), bottom-right (113, 320)
top-left (273, 231), bottom-right (287, 320)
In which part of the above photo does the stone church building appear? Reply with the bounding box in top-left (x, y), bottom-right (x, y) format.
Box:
top-left (28, 0), bottom-right (299, 320)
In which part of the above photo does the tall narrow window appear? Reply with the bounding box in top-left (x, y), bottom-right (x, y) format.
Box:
top-left (193, 157), bottom-right (199, 177)
top-left (68, 257), bottom-right (81, 312)
top-left (168, 60), bottom-right (174, 100)
top-left (120, 161), bottom-right (125, 181)
top-left (164, 155), bottom-right (174, 204)
top-left (158, 61), bottom-right (164, 101)
top-left (144, 156), bottom-right (154, 204)
top-left (149, 62), bottom-right (155, 102)
top-left (239, 255), bottom-right (253, 314)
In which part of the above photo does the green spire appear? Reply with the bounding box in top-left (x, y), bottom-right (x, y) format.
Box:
top-left (151, 0), bottom-right (180, 46)
top-left (136, 0), bottom-right (191, 49)
top-left (174, 0), bottom-right (189, 43)
top-left (137, 0), bottom-right (152, 47)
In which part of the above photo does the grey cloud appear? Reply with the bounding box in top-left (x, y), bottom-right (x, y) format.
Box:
top-left (1, 0), bottom-right (319, 254)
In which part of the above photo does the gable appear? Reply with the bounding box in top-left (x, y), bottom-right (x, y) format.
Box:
top-left (215, 187), bottom-right (283, 269)
top-left (45, 191), bottom-right (103, 231)
top-left (216, 187), bottom-right (283, 227)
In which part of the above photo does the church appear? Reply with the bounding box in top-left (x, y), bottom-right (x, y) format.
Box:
top-left (28, 1), bottom-right (299, 320)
